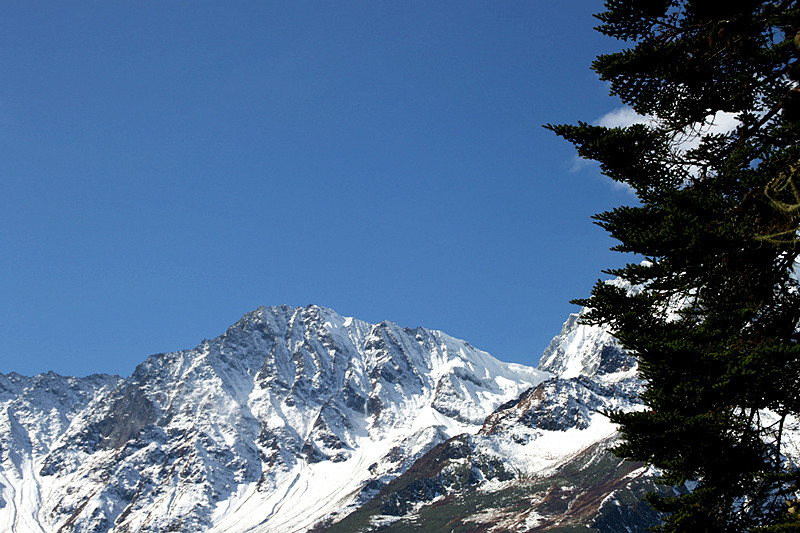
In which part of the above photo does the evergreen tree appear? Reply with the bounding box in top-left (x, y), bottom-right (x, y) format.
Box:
top-left (548, 1), bottom-right (800, 531)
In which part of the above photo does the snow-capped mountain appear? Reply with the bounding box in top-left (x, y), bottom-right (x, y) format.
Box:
top-left (321, 307), bottom-right (654, 532)
top-left (5, 296), bottom-right (784, 531)
top-left (0, 372), bottom-right (121, 533)
top-left (0, 305), bottom-right (547, 533)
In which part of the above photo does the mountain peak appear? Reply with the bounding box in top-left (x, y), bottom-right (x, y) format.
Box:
top-left (537, 309), bottom-right (636, 381)
top-left (1, 305), bottom-right (546, 533)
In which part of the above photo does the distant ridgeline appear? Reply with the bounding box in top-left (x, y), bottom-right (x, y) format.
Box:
top-left (0, 303), bottom-right (702, 532)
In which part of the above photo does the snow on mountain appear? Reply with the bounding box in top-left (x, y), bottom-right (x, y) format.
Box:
top-left (538, 277), bottom-right (640, 384)
top-left (319, 285), bottom-right (799, 532)
top-left (471, 305), bottom-right (643, 484)
top-left (321, 304), bottom-right (653, 532)
top-left (538, 312), bottom-right (635, 382)
top-left (0, 372), bottom-right (121, 533)
top-left (0, 305), bottom-right (547, 533)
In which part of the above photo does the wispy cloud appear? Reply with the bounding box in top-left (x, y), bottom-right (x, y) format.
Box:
top-left (573, 106), bottom-right (741, 192)
top-left (594, 106), bottom-right (652, 129)
top-left (568, 107), bottom-right (652, 179)
top-left (595, 106), bottom-right (739, 149)
top-left (569, 155), bottom-right (595, 173)
top-left (567, 107), bottom-right (650, 196)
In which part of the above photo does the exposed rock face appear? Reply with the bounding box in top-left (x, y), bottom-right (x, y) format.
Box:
top-left (0, 305), bottom-right (545, 533)
top-left (481, 376), bottom-right (629, 434)
top-left (319, 307), bottom-right (657, 533)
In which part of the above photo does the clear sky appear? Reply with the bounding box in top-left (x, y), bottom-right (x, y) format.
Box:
top-left (1, 1), bottom-right (636, 378)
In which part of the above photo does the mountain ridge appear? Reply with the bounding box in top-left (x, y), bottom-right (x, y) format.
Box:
top-left (317, 306), bottom-right (653, 532)
top-left (0, 304), bottom-right (548, 532)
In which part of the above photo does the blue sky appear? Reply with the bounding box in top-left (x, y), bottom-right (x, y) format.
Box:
top-left (1, 1), bottom-right (635, 378)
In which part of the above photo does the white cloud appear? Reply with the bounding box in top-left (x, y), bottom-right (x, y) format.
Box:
top-left (570, 106), bottom-right (741, 195)
top-left (594, 106), bottom-right (652, 129)
top-left (566, 106), bottom-right (649, 196)
top-left (569, 155), bottom-right (595, 173)
top-left (593, 106), bottom-right (739, 143)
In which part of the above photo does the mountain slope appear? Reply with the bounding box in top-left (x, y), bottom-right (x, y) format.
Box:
top-left (0, 372), bottom-right (121, 533)
top-left (0, 305), bottom-right (546, 533)
top-left (319, 307), bottom-right (657, 532)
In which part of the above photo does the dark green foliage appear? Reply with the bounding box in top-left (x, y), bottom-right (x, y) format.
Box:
top-left (549, 1), bottom-right (800, 531)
